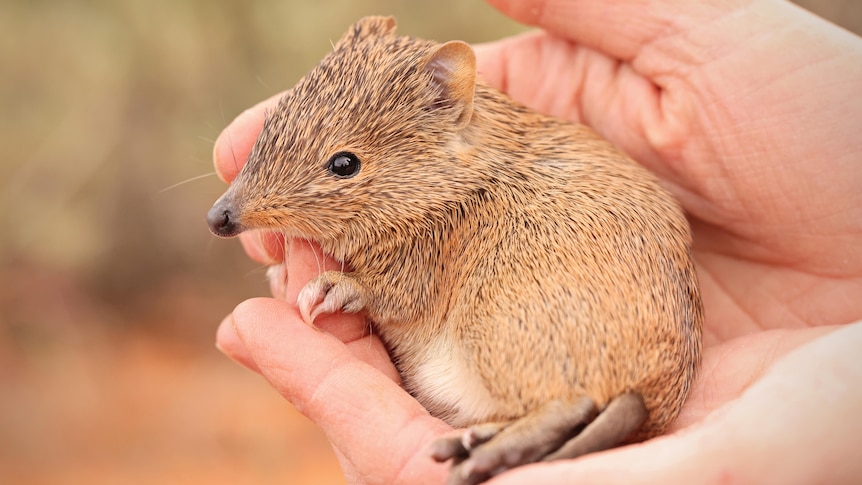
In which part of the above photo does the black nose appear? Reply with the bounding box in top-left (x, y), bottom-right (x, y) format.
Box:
top-left (207, 203), bottom-right (241, 238)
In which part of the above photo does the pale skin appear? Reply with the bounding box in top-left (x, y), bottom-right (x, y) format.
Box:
top-left (212, 0), bottom-right (862, 483)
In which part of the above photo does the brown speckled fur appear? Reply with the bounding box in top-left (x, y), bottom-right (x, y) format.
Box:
top-left (215, 16), bottom-right (702, 443)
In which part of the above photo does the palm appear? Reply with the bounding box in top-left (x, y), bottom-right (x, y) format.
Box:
top-left (474, 30), bottom-right (862, 346)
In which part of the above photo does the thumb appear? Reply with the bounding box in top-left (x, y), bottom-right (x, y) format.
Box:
top-left (485, 0), bottom-right (734, 61)
top-left (229, 297), bottom-right (452, 484)
top-left (213, 91), bottom-right (284, 183)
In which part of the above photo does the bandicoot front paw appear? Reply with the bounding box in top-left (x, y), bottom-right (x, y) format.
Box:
top-left (297, 271), bottom-right (367, 325)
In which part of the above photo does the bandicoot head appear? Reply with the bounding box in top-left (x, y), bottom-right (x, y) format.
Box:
top-left (207, 16), bottom-right (484, 247)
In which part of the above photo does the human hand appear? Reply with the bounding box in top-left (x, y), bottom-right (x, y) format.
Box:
top-left (212, 0), bottom-right (862, 483)
top-left (473, 0), bottom-right (862, 344)
top-left (214, 242), bottom-right (856, 484)
top-left (220, 300), bottom-right (859, 484)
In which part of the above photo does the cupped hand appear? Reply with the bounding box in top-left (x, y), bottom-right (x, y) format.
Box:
top-left (214, 242), bottom-right (852, 484)
top-left (475, 0), bottom-right (862, 344)
top-left (211, 0), bottom-right (862, 483)
top-left (219, 300), bottom-right (858, 484)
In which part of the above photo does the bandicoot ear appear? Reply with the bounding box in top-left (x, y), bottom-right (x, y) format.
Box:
top-left (424, 40), bottom-right (477, 130)
top-left (336, 16), bottom-right (397, 47)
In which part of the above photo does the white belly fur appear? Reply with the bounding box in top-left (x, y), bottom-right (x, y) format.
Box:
top-left (410, 334), bottom-right (501, 428)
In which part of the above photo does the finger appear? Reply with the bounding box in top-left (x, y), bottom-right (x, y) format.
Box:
top-left (239, 230), bottom-right (286, 266)
top-left (267, 263), bottom-right (287, 301)
top-left (231, 297), bottom-right (451, 484)
top-left (331, 447), bottom-right (367, 485)
top-left (474, 31), bottom-right (594, 124)
top-left (283, 238), bottom-right (357, 334)
top-left (283, 237), bottom-right (340, 301)
top-left (213, 91), bottom-right (285, 183)
top-left (215, 237), bottom-right (393, 378)
top-left (485, 0), bottom-right (727, 62)
top-left (475, 0), bottom-right (760, 188)
top-left (473, 31), bottom-right (671, 179)
top-left (215, 314), bottom-right (260, 373)
top-left (283, 237), bottom-right (401, 381)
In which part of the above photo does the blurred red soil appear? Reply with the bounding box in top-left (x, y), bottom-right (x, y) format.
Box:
top-left (0, 267), bottom-right (345, 485)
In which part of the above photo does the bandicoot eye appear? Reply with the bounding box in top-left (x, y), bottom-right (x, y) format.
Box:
top-left (328, 152), bottom-right (361, 178)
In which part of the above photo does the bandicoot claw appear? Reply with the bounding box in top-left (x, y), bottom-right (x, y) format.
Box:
top-left (297, 280), bottom-right (326, 325)
top-left (296, 271), bottom-right (367, 326)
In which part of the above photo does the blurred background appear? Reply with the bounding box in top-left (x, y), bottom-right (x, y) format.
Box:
top-left (0, 1), bottom-right (859, 483)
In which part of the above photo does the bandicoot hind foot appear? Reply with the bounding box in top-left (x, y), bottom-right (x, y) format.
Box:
top-left (431, 393), bottom-right (646, 485)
